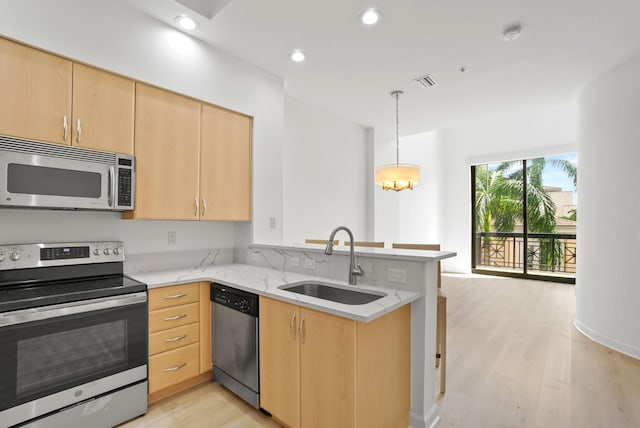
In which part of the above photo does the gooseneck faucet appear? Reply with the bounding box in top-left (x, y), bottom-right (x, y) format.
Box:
top-left (324, 226), bottom-right (364, 285)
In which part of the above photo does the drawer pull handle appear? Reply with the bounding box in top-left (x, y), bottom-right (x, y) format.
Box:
top-left (164, 314), bottom-right (187, 321)
top-left (164, 293), bottom-right (187, 299)
top-left (299, 314), bottom-right (306, 344)
top-left (164, 363), bottom-right (187, 372)
top-left (164, 334), bottom-right (187, 342)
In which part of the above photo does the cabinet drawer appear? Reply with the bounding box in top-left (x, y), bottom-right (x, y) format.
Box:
top-left (149, 322), bottom-right (199, 355)
top-left (149, 283), bottom-right (200, 311)
top-left (149, 303), bottom-right (199, 333)
top-left (149, 342), bottom-right (200, 394)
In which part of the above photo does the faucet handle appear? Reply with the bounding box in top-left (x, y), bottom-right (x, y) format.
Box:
top-left (353, 264), bottom-right (364, 276)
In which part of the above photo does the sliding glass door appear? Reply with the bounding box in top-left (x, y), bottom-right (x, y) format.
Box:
top-left (471, 154), bottom-right (576, 283)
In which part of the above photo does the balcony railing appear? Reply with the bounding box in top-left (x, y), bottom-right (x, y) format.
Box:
top-left (474, 232), bottom-right (576, 275)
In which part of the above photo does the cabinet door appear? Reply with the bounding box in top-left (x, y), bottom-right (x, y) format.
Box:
top-left (132, 83), bottom-right (200, 220)
top-left (71, 63), bottom-right (134, 154)
top-left (199, 282), bottom-right (212, 374)
top-left (259, 297), bottom-right (300, 428)
top-left (200, 104), bottom-right (252, 221)
top-left (300, 307), bottom-right (356, 428)
top-left (0, 37), bottom-right (71, 144)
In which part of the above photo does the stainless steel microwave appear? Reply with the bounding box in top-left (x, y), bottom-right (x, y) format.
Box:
top-left (0, 135), bottom-right (134, 211)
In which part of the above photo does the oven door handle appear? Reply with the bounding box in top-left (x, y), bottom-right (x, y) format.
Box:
top-left (0, 292), bottom-right (147, 327)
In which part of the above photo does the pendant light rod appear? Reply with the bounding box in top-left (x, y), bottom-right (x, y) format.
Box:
top-left (391, 90), bottom-right (403, 166)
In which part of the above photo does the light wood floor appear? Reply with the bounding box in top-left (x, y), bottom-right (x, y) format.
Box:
top-left (437, 273), bottom-right (640, 428)
top-left (120, 274), bottom-right (640, 428)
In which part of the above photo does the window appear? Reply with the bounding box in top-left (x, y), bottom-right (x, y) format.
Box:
top-left (471, 154), bottom-right (576, 283)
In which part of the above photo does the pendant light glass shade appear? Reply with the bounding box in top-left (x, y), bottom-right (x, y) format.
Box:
top-left (375, 90), bottom-right (421, 192)
top-left (375, 163), bottom-right (420, 191)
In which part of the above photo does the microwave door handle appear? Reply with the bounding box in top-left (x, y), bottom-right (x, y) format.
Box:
top-left (108, 166), bottom-right (115, 207)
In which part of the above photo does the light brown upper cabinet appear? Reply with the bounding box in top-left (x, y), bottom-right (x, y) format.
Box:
top-left (130, 83), bottom-right (201, 220)
top-left (0, 37), bottom-right (72, 145)
top-left (200, 104), bottom-right (252, 221)
top-left (71, 63), bottom-right (134, 154)
top-left (127, 83), bottom-right (253, 221)
top-left (0, 37), bottom-right (135, 154)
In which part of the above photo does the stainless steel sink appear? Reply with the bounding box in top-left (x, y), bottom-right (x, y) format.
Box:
top-left (279, 282), bottom-right (385, 305)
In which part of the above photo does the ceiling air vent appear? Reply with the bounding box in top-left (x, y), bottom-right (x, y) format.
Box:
top-left (414, 74), bottom-right (438, 88)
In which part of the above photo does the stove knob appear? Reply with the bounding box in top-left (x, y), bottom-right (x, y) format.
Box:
top-left (10, 251), bottom-right (20, 261)
top-left (103, 248), bottom-right (111, 256)
top-left (93, 249), bottom-right (101, 256)
top-left (113, 248), bottom-right (121, 255)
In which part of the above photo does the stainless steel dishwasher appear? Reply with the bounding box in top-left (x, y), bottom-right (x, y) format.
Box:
top-left (211, 283), bottom-right (259, 408)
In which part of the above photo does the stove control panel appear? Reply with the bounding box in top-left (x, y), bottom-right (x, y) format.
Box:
top-left (0, 241), bottom-right (124, 270)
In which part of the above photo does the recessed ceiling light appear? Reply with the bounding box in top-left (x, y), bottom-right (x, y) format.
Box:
top-left (360, 8), bottom-right (381, 25)
top-left (502, 24), bottom-right (522, 42)
top-left (290, 50), bottom-right (306, 63)
top-left (175, 14), bottom-right (198, 31)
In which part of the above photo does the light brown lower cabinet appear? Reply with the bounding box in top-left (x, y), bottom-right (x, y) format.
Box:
top-left (147, 282), bottom-right (212, 404)
top-left (259, 297), bottom-right (410, 428)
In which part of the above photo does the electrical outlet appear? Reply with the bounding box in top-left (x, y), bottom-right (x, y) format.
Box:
top-left (269, 217), bottom-right (276, 229)
top-left (388, 268), bottom-right (407, 284)
top-left (290, 257), bottom-right (300, 267)
top-left (304, 259), bottom-right (315, 269)
top-left (168, 231), bottom-right (177, 245)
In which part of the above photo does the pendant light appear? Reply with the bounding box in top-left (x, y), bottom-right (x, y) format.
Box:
top-left (375, 90), bottom-right (420, 191)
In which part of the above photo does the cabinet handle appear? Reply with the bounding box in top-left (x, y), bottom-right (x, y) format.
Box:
top-left (194, 197), bottom-right (199, 217)
top-left (164, 293), bottom-right (187, 299)
top-left (164, 314), bottom-right (187, 321)
top-left (63, 115), bottom-right (68, 141)
top-left (164, 334), bottom-right (187, 342)
top-left (299, 314), bottom-right (305, 344)
top-left (76, 118), bottom-right (82, 144)
top-left (289, 312), bottom-right (297, 341)
top-left (164, 362), bottom-right (187, 372)
top-left (202, 197), bottom-right (207, 217)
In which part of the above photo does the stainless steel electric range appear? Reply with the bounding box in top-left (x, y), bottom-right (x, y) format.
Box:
top-left (0, 241), bottom-right (148, 428)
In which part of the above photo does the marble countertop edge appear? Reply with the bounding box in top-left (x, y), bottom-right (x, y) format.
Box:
top-left (249, 242), bottom-right (457, 261)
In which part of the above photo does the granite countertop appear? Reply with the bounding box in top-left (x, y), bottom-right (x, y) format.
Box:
top-left (130, 263), bottom-right (420, 322)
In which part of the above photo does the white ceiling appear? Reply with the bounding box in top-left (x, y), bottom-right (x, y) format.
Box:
top-left (119, 0), bottom-right (640, 136)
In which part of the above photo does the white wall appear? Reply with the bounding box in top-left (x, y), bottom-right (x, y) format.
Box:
top-left (397, 131), bottom-right (443, 244)
top-left (0, 0), bottom-right (284, 252)
top-left (0, 209), bottom-right (235, 254)
top-left (441, 103), bottom-right (577, 272)
top-left (373, 130), bottom-right (444, 246)
top-left (283, 96), bottom-right (368, 242)
top-left (575, 55), bottom-right (640, 359)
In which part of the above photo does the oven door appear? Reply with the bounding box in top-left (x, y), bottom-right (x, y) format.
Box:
top-left (0, 292), bottom-right (147, 425)
top-left (0, 150), bottom-right (112, 210)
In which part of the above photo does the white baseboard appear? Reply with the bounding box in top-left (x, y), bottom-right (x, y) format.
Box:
top-left (574, 318), bottom-right (640, 360)
top-left (409, 404), bottom-right (439, 428)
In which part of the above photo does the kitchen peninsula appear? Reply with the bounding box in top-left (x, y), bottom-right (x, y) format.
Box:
top-left (129, 243), bottom-right (455, 428)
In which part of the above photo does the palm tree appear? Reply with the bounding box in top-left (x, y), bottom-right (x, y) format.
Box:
top-left (475, 158), bottom-right (558, 269)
